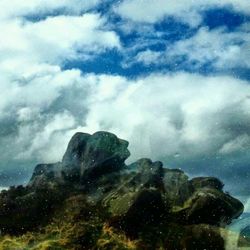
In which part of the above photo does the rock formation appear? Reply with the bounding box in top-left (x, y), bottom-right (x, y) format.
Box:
top-left (0, 131), bottom-right (244, 249)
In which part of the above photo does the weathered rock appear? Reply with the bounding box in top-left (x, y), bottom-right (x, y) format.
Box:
top-left (190, 177), bottom-right (224, 191)
top-left (29, 131), bottom-right (131, 188)
top-left (181, 188), bottom-right (244, 226)
top-left (127, 158), bottom-right (164, 189)
top-left (62, 131), bottom-right (130, 182)
top-left (169, 177), bottom-right (224, 207)
top-left (109, 189), bottom-right (167, 238)
top-left (62, 132), bottom-right (91, 167)
top-left (0, 185), bottom-right (65, 234)
top-left (180, 225), bottom-right (225, 250)
top-left (3, 130), bottom-right (244, 249)
top-left (103, 158), bottom-right (165, 217)
top-left (163, 168), bottom-right (189, 205)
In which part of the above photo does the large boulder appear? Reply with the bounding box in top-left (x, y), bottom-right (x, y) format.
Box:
top-left (127, 158), bottom-right (164, 189)
top-left (103, 158), bottom-right (166, 217)
top-left (180, 188), bottom-right (244, 226)
top-left (109, 188), bottom-right (167, 238)
top-left (176, 176), bottom-right (224, 206)
top-left (29, 131), bottom-right (131, 188)
top-left (180, 225), bottom-right (225, 250)
top-left (163, 168), bottom-right (189, 205)
top-left (62, 131), bottom-right (130, 182)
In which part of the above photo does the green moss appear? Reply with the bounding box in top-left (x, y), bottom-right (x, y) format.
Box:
top-left (108, 192), bottom-right (136, 216)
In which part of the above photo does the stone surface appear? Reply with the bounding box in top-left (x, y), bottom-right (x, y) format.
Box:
top-left (29, 131), bottom-right (130, 187)
top-left (190, 177), bottom-right (224, 191)
top-left (182, 188), bottom-right (244, 226)
top-left (1, 130), bottom-right (244, 249)
top-left (62, 131), bottom-right (130, 182)
top-left (118, 189), bottom-right (167, 237)
top-left (127, 158), bottom-right (164, 189)
top-left (163, 168), bottom-right (189, 204)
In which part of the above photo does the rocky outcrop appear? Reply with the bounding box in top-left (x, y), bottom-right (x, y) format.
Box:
top-left (0, 131), bottom-right (244, 249)
top-left (30, 131), bottom-right (130, 188)
top-left (109, 188), bottom-right (167, 237)
top-left (62, 131), bottom-right (130, 182)
top-left (179, 188), bottom-right (243, 226)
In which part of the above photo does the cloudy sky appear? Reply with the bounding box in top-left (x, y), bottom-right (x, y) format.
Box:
top-left (1, 0), bottom-right (250, 204)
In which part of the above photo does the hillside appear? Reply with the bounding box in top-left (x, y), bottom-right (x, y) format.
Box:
top-left (0, 131), bottom-right (244, 250)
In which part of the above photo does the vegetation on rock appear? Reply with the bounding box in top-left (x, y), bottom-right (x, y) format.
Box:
top-left (0, 131), bottom-right (244, 249)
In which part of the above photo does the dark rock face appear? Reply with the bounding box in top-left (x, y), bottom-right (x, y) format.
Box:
top-left (190, 177), bottom-right (224, 190)
top-left (62, 132), bottom-right (91, 167)
top-left (62, 131), bottom-right (130, 182)
top-left (182, 188), bottom-right (244, 226)
top-left (29, 131), bottom-right (130, 187)
top-left (163, 168), bottom-right (189, 204)
top-left (110, 189), bottom-right (167, 238)
top-left (0, 131), bottom-right (244, 249)
top-left (180, 225), bottom-right (225, 250)
top-left (127, 158), bottom-right (164, 189)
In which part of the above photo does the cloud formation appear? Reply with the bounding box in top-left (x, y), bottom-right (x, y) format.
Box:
top-left (80, 73), bottom-right (250, 162)
top-left (0, 0), bottom-right (249, 203)
top-left (0, 0), bottom-right (101, 20)
top-left (115, 0), bottom-right (250, 26)
top-left (167, 26), bottom-right (250, 70)
top-left (0, 14), bottom-right (120, 69)
top-left (4, 72), bottom-right (250, 178)
top-left (0, 3), bottom-right (121, 183)
top-left (126, 24), bottom-right (250, 75)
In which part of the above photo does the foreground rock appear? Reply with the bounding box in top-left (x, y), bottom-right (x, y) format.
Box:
top-left (0, 131), bottom-right (244, 249)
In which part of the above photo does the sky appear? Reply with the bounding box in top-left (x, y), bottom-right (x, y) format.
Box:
top-left (0, 0), bottom-right (250, 205)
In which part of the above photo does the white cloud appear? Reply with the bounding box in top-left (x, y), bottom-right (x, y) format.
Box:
top-left (219, 134), bottom-right (250, 155)
top-left (0, 0), bottom-right (101, 20)
top-left (0, 0), bottom-right (249, 202)
top-left (130, 25), bottom-right (250, 70)
top-left (0, 1), bottom-right (121, 172)
top-left (0, 67), bottom-right (82, 116)
top-left (167, 26), bottom-right (250, 69)
top-left (16, 111), bottom-right (76, 162)
top-left (73, 73), bottom-right (250, 164)
top-left (115, 0), bottom-right (250, 26)
top-left (0, 14), bottom-right (120, 67)
top-left (0, 67), bottom-right (89, 165)
top-left (135, 49), bottom-right (163, 66)
top-left (1, 68), bottom-right (250, 197)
